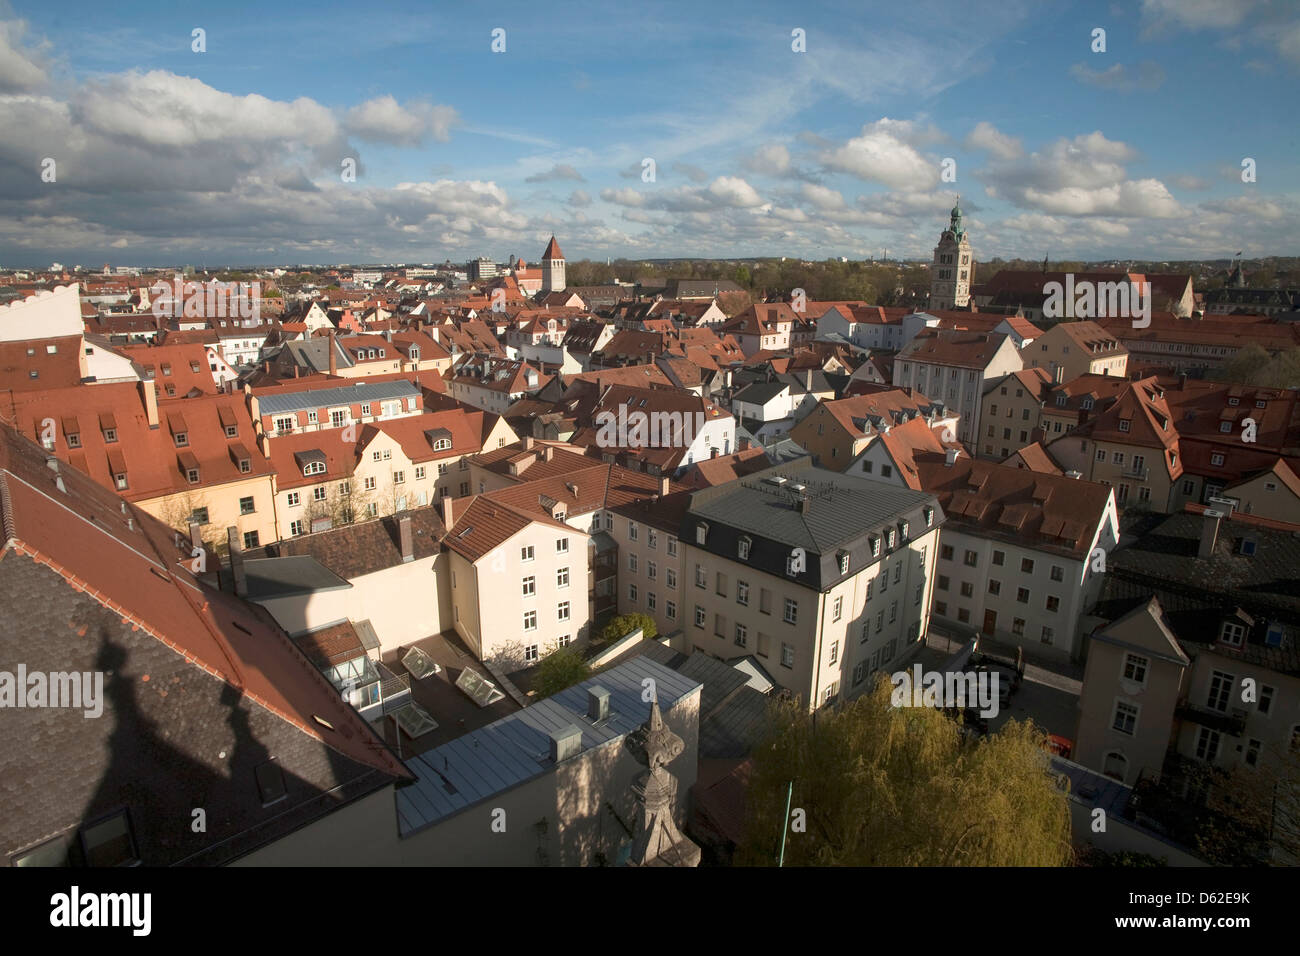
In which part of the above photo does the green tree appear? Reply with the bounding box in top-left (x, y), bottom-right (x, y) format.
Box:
top-left (735, 679), bottom-right (1073, 866)
top-left (597, 612), bottom-right (657, 646)
top-left (533, 646), bottom-right (592, 698)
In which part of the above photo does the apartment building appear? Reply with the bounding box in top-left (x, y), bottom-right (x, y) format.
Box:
top-left (977, 367), bottom-right (1054, 460)
top-left (1078, 508), bottom-right (1300, 859)
top-left (893, 330), bottom-right (1023, 446)
top-left (442, 493), bottom-right (592, 669)
top-left (908, 454), bottom-right (1119, 661)
top-left (790, 386), bottom-right (956, 470)
top-left (1038, 373), bottom-right (1133, 442)
top-left (266, 408), bottom-right (514, 538)
top-left (251, 378), bottom-right (424, 439)
top-left (447, 353), bottom-right (549, 414)
top-left (4, 379), bottom-right (279, 549)
top-left (567, 383), bottom-right (736, 475)
top-left (719, 303), bottom-right (796, 356)
top-left (1023, 320), bottom-right (1128, 383)
top-left (1048, 378), bottom-right (1183, 512)
top-left (677, 459), bottom-right (943, 708)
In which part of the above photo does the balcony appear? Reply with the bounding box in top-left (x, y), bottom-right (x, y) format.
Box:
top-left (1175, 701), bottom-right (1247, 736)
top-left (1122, 465), bottom-right (1150, 480)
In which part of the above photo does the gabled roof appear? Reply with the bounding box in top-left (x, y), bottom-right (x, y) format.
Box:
top-left (0, 423), bottom-right (408, 865)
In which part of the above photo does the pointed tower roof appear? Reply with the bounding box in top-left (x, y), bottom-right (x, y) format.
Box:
top-left (542, 236), bottom-right (564, 261)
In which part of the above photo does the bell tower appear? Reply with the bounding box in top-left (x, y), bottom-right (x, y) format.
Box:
top-left (930, 198), bottom-right (973, 310)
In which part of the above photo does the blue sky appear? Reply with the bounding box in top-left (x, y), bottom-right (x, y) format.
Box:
top-left (0, 0), bottom-right (1296, 266)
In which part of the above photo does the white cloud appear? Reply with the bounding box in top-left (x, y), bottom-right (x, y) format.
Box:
top-left (744, 143), bottom-right (791, 176)
top-left (568, 189), bottom-right (592, 207)
top-left (800, 183), bottom-right (844, 210)
top-left (964, 122), bottom-right (1022, 161)
top-left (524, 163), bottom-right (585, 183)
top-left (0, 19), bottom-right (47, 93)
top-left (820, 119), bottom-right (936, 188)
top-left (707, 176), bottom-right (763, 208)
top-left (344, 95), bottom-right (457, 145)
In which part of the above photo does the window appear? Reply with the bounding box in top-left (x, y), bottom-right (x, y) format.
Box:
top-left (1112, 452), bottom-right (1124, 465)
top-left (780, 643), bottom-right (795, 668)
top-left (876, 610), bottom-right (884, 633)
top-left (1207, 671), bottom-right (1233, 712)
top-left (243, 531), bottom-right (260, 549)
top-left (647, 561), bottom-right (657, 580)
top-left (1045, 595), bottom-right (1060, 613)
top-left (239, 496), bottom-right (255, 515)
top-left (1220, 621), bottom-right (1245, 647)
top-left (1095, 449), bottom-right (1106, 462)
top-left (525, 644), bottom-right (539, 663)
top-left (738, 537), bottom-right (751, 560)
top-left (1016, 587), bottom-right (1030, 604)
top-left (783, 598), bottom-right (798, 624)
top-left (1012, 617), bottom-right (1025, 636)
top-left (629, 521), bottom-right (639, 541)
top-left (941, 545), bottom-right (954, 561)
top-left (557, 567), bottom-right (570, 588)
top-left (558, 601), bottom-right (570, 621)
top-left (735, 623), bottom-right (748, 648)
top-left (1113, 700), bottom-right (1138, 735)
top-left (363, 476), bottom-right (376, 491)
top-left (666, 568), bottom-right (677, 589)
top-left (521, 576), bottom-right (536, 597)
top-left (934, 601), bottom-right (947, 616)
top-left (646, 529), bottom-right (657, 549)
top-left (715, 571), bottom-right (728, 596)
top-left (988, 579), bottom-right (1001, 596)
top-left (366, 502), bottom-right (378, 517)
top-left (992, 550), bottom-right (1004, 567)
top-left (628, 553), bottom-right (638, 573)
top-left (1118, 420), bottom-right (1131, 433)
top-left (1196, 727), bottom-right (1221, 763)
top-left (80, 810), bottom-right (140, 867)
top-left (1245, 738), bottom-right (1262, 767)
top-left (287, 491), bottom-right (301, 507)
top-left (737, 581), bottom-right (749, 605)
top-left (629, 584), bottom-right (639, 603)
top-left (915, 583), bottom-right (923, 605)
top-left (438, 462), bottom-right (449, 476)
top-left (666, 600), bottom-right (677, 620)
top-left (290, 520), bottom-right (305, 536)
top-left (415, 466), bottom-right (427, 480)
top-left (1259, 685), bottom-right (1274, 715)
top-left (521, 545), bottom-right (535, 562)
top-left (666, 536), bottom-right (677, 556)
top-left (523, 611), bottom-right (537, 631)
top-left (1020, 558), bottom-right (1035, 574)
top-left (1040, 626), bottom-right (1054, 645)
top-left (695, 565), bottom-right (706, 589)
top-left (393, 470), bottom-right (405, 484)
top-left (1218, 422), bottom-right (1231, 434)
top-left (1050, 565), bottom-right (1064, 582)
top-left (275, 416), bottom-right (294, 433)
top-left (832, 596), bottom-right (843, 622)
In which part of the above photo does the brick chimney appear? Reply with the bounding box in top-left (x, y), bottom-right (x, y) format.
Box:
top-left (659, 474), bottom-right (670, 496)
top-left (440, 495), bottom-right (456, 529)
top-left (398, 514), bottom-right (414, 563)
top-left (226, 526), bottom-right (248, 597)
top-left (328, 331), bottom-right (337, 376)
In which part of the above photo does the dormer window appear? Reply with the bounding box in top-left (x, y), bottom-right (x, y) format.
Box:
top-left (1228, 397), bottom-right (1239, 407)
top-left (303, 461), bottom-right (325, 476)
top-left (410, 347), bottom-right (420, 360)
top-left (738, 536), bottom-right (751, 560)
top-left (1118, 420), bottom-right (1130, 432)
top-left (174, 432), bottom-right (188, 447)
top-left (696, 522), bottom-right (709, 545)
top-left (433, 438), bottom-right (451, 451)
top-left (103, 428), bottom-right (117, 443)
top-left (899, 520), bottom-right (909, 539)
top-left (837, 551), bottom-right (850, 575)
top-left (1082, 398), bottom-right (1094, 410)
top-left (924, 506), bottom-right (934, 528)
top-left (1055, 394), bottom-right (1066, 407)
top-left (1220, 620), bottom-right (1246, 647)
top-left (67, 431), bottom-right (81, 449)
top-left (114, 472), bottom-right (128, 490)
top-left (1219, 422), bottom-right (1232, 433)
top-left (186, 468), bottom-right (200, 484)
top-left (887, 529), bottom-right (897, 549)
top-left (870, 535), bottom-right (881, 557)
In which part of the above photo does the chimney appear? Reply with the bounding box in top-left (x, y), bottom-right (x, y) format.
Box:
top-left (226, 526), bottom-right (248, 597)
top-left (798, 494), bottom-right (811, 514)
top-left (1198, 511), bottom-right (1222, 559)
top-left (398, 515), bottom-right (414, 563)
top-left (542, 444), bottom-right (554, 462)
top-left (659, 474), bottom-right (670, 496)
top-left (1178, 372), bottom-right (1188, 390)
top-left (523, 435), bottom-right (534, 451)
top-left (945, 447), bottom-right (959, 467)
top-left (189, 521), bottom-right (203, 550)
top-left (549, 724), bottom-right (583, 762)
top-left (586, 685), bottom-right (610, 721)
top-left (140, 378), bottom-right (159, 428)
top-left (440, 495), bottom-right (456, 530)
top-left (328, 331), bottom-right (338, 375)
top-left (739, 436), bottom-right (750, 451)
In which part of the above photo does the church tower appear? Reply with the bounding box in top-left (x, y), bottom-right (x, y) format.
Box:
top-left (540, 235), bottom-right (566, 293)
top-left (929, 198), bottom-right (972, 310)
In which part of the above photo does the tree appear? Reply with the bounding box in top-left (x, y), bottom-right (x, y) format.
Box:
top-left (735, 678), bottom-right (1073, 866)
top-left (533, 646), bottom-right (592, 698)
top-left (716, 290), bottom-right (752, 317)
top-left (1213, 345), bottom-right (1300, 389)
top-left (597, 613), bottom-right (657, 646)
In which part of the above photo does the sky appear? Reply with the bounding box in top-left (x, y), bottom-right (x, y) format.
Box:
top-left (0, 0), bottom-right (1296, 267)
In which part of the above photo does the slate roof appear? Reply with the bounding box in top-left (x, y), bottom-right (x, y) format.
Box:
top-left (684, 460), bottom-right (940, 591)
top-left (395, 657), bottom-right (700, 836)
top-left (0, 422), bottom-right (408, 866)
